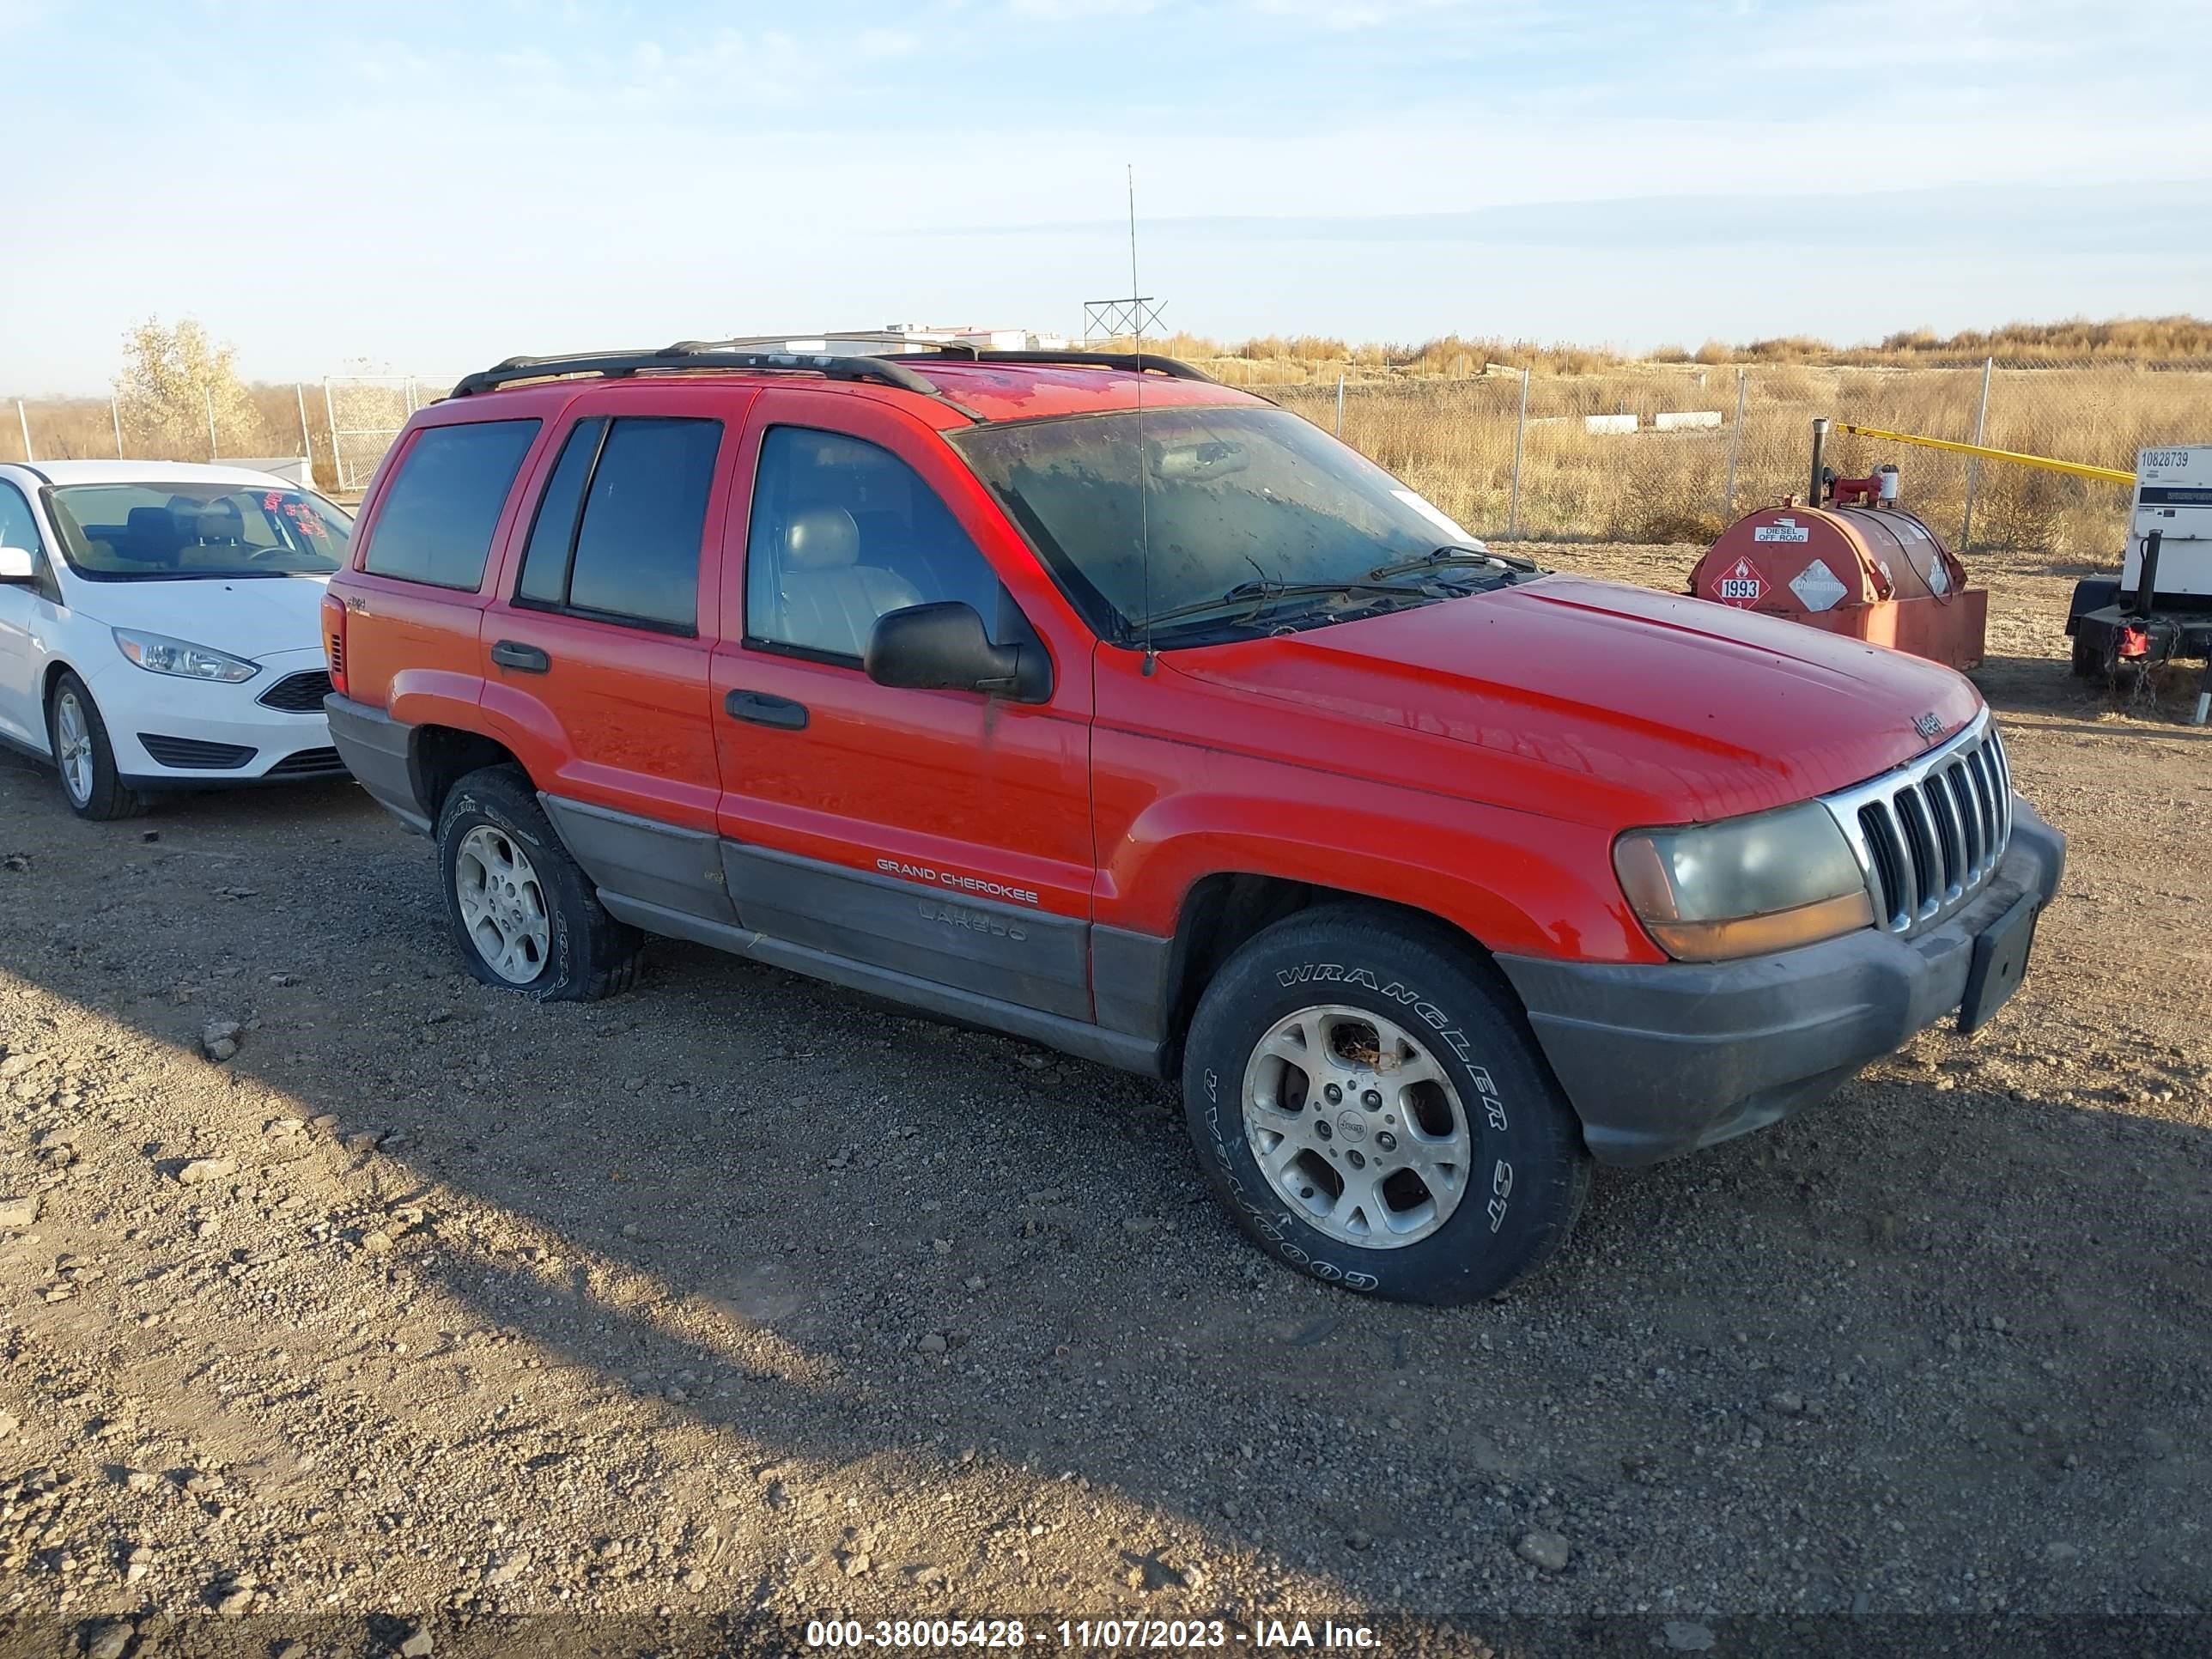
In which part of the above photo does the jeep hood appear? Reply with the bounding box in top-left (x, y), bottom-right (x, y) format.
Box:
top-left (1164, 574), bottom-right (1985, 824)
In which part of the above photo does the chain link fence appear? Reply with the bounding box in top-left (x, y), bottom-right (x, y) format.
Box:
top-left (2, 373), bottom-right (462, 500)
top-left (320, 375), bottom-right (441, 495)
top-left (1253, 359), bottom-right (2212, 557)
top-left (9, 359), bottom-right (2207, 549)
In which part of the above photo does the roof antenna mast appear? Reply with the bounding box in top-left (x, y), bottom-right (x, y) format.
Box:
top-left (1129, 164), bottom-right (1157, 677)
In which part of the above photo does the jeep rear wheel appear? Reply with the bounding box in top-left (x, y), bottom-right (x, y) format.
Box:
top-left (434, 766), bottom-right (643, 1001)
top-left (1181, 905), bottom-right (1589, 1304)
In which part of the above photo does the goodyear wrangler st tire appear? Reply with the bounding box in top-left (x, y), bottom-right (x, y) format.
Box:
top-left (435, 766), bottom-right (643, 1001)
top-left (1181, 904), bottom-right (1589, 1304)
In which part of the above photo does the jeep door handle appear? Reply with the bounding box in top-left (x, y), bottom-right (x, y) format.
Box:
top-left (490, 640), bottom-right (551, 673)
top-left (724, 689), bottom-right (808, 730)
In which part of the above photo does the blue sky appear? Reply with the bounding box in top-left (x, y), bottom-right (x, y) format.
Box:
top-left (4, 0), bottom-right (2209, 392)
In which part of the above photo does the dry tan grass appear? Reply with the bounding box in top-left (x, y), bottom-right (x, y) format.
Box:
top-left (1264, 363), bottom-right (2212, 554)
top-left (5, 384), bottom-right (342, 490)
top-left (1087, 322), bottom-right (2212, 553)
top-left (9, 319), bottom-right (2209, 549)
top-left (1123, 315), bottom-right (2212, 378)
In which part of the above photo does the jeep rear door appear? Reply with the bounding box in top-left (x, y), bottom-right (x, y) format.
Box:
top-left (477, 385), bottom-right (751, 925)
top-left (708, 389), bottom-right (1098, 1020)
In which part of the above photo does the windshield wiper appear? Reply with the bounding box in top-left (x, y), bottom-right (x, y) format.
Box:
top-left (1367, 544), bottom-right (1539, 580)
top-left (1143, 577), bottom-right (1431, 631)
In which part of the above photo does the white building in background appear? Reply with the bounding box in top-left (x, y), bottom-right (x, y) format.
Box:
top-left (761, 324), bottom-right (1073, 354)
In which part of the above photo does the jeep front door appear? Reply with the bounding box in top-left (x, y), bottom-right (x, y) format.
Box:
top-left (709, 391), bottom-right (1097, 1022)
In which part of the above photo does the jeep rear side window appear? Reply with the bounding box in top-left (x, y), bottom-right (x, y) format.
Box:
top-left (517, 416), bottom-right (720, 634)
top-left (516, 418), bottom-right (607, 608)
top-left (362, 419), bottom-right (541, 591)
top-left (744, 426), bottom-right (1006, 661)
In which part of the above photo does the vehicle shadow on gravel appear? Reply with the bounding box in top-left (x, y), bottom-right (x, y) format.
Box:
top-left (3, 762), bottom-right (2209, 1620)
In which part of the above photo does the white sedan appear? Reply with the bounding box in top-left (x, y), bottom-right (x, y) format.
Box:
top-left (0, 460), bottom-right (351, 820)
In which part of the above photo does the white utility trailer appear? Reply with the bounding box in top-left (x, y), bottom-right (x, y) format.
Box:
top-left (2064, 444), bottom-right (2212, 720)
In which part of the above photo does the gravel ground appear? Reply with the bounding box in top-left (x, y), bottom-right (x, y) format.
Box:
top-left (0, 544), bottom-right (2206, 1656)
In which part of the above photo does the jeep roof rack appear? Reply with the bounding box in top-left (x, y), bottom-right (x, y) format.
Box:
top-left (447, 343), bottom-right (984, 417)
top-left (447, 337), bottom-right (1221, 412)
top-left (673, 334), bottom-right (1220, 382)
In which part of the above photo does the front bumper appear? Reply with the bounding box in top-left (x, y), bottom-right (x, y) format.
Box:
top-left (80, 648), bottom-right (349, 791)
top-left (1497, 801), bottom-right (2066, 1167)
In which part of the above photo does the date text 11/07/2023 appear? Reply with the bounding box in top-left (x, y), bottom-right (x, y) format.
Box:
top-left (802, 1618), bottom-right (1382, 1650)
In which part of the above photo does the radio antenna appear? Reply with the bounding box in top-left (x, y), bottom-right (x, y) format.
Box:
top-left (1128, 164), bottom-right (1156, 675)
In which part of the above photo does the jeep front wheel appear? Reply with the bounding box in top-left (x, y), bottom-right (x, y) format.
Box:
top-left (1181, 905), bottom-right (1589, 1304)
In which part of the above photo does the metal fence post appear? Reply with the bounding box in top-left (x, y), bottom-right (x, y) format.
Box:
top-left (1507, 368), bottom-right (1530, 538)
top-left (322, 380), bottom-right (340, 492)
top-left (15, 400), bottom-right (31, 463)
top-left (111, 397), bottom-right (124, 458)
top-left (204, 386), bottom-right (218, 459)
top-left (1334, 374), bottom-right (1345, 437)
top-left (295, 384), bottom-right (312, 463)
top-left (1960, 356), bottom-right (1993, 550)
top-left (1723, 366), bottom-right (1747, 518)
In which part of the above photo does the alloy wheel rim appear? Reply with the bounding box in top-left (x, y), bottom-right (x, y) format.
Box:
top-left (54, 693), bottom-right (94, 805)
top-left (455, 825), bottom-right (551, 984)
top-left (1241, 1002), bottom-right (1474, 1249)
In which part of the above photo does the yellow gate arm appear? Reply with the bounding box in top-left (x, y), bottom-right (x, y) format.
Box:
top-left (1835, 422), bottom-right (2135, 486)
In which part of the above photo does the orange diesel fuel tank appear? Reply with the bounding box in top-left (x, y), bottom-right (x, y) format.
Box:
top-left (1689, 501), bottom-right (1988, 672)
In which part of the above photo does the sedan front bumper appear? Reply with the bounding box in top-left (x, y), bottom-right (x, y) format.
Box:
top-left (80, 647), bottom-right (348, 790)
top-left (1496, 801), bottom-right (2066, 1167)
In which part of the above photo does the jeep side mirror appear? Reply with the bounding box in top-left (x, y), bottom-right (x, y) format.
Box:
top-left (865, 602), bottom-right (1052, 703)
top-left (0, 547), bottom-right (34, 583)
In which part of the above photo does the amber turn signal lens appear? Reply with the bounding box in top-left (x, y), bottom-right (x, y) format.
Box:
top-left (1643, 889), bottom-right (1876, 963)
top-left (1613, 802), bottom-right (1875, 962)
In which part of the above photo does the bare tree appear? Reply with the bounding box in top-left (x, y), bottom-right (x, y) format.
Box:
top-left (114, 317), bottom-right (258, 457)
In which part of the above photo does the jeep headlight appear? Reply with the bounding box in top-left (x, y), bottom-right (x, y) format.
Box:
top-left (1613, 801), bottom-right (1874, 962)
top-left (112, 629), bottom-right (259, 683)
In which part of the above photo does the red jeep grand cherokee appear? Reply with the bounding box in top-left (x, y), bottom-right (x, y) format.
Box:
top-left (323, 340), bottom-right (2063, 1304)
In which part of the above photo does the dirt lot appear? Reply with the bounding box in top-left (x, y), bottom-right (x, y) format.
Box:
top-left (0, 545), bottom-right (2207, 1656)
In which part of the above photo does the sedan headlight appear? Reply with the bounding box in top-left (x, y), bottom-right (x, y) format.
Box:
top-left (112, 629), bottom-right (259, 684)
top-left (1613, 801), bottom-right (1875, 962)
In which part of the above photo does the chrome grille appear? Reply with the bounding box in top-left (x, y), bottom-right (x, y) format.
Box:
top-left (1822, 714), bottom-right (2013, 933)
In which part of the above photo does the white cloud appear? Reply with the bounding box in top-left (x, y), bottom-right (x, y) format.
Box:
top-left (857, 26), bottom-right (922, 58)
top-left (1246, 0), bottom-right (1494, 28)
top-left (1007, 0), bottom-right (1158, 19)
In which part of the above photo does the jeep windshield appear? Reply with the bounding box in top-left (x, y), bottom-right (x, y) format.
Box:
top-left (46, 482), bottom-right (349, 580)
top-left (952, 406), bottom-right (1528, 644)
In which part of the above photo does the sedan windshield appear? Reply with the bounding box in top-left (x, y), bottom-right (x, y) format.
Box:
top-left (952, 405), bottom-right (1493, 642)
top-left (46, 482), bottom-right (349, 580)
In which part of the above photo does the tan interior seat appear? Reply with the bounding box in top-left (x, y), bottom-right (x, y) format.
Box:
top-left (775, 506), bottom-right (922, 658)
